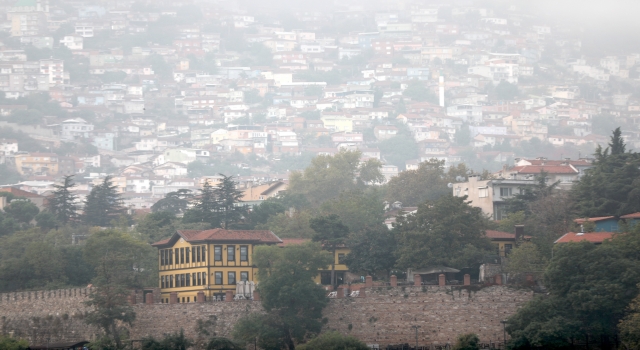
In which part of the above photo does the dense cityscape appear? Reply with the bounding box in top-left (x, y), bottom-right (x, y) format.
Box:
top-left (1, 0), bottom-right (640, 349)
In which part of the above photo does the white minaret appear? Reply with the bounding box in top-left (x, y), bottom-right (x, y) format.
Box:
top-left (439, 72), bottom-right (445, 107)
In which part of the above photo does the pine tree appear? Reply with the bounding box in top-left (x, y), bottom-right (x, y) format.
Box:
top-left (609, 127), bottom-right (626, 155)
top-left (83, 176), bottom-right (126, 227)
top-left (214, 174), bottom-right (246, 229)
top-left (47, 175), bottom-right (78, 224)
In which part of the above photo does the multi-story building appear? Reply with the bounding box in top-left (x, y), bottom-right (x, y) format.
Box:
top-left (14, 152), bottom-right (60, 175)
top-left (152, 229), bottom-right (283, 302)
top-left (39, 59), bottom-right (64, 85)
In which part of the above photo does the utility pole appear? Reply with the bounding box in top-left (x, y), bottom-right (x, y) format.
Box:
top-left (411, 325), bottom-right (421, 349)
top-left (501, 320), bottom-right (508, 349)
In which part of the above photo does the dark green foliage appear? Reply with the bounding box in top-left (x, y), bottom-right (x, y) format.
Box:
top-left (385, 160), bottom-right (467, 206)
top-left (205, 337), bottom-right (242, 350)
top-left (151, 189), bottom-right (193, 215)
top-left (4, 200), bottom-right (39, 224)
top-left (310, 214), bottom-right (349, 288)
top-left (83, 176), bottom-right (127, 227)
top-left (378, 128), bottom-right (419, 169)
top-left (453, 333), bottom-right (480, 350)
top-left (182, 175), bottom-right (247, 229)
top-left (343, 224), bottom-right (396, 278)
top-left (248, 199), bottom-right (286, 228)
top-left (85, 230), bottom-right (157, 348)
top-left (570, 128), bottom-right (640, 217)
top-left (504, 171), bottom-right (558, 215)
top-left (136, 211), bottom-right (176, 243)
top-left (0, 335), bottom-right (28, 350)
top-left (35, 211), bottom-right (57, 231)
top-left (47, 175), bottom-right (78, 224)
top-left (494, 81), bottom-right (519, 100)
top-left (234, 243), bottom-right (332, 349)
top-left (319, 189), bottom-right (385, 232)
top-left (297, 331), bottom-right (369, 350)
top-left (140, 330), bottom-right (193, 350)
top-left (507, 228), bottom-right (640, 349)
top-left (394, 195), bottom-right (494, 269)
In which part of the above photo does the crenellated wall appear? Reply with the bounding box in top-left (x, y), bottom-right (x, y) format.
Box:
top-left (0, 285), bottom-right (533, 347)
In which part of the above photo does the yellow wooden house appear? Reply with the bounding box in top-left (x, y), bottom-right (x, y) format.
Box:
top-left (278, 238), bottom-right (351, 286)
top-left (151, 228), bottom-right (282, 303)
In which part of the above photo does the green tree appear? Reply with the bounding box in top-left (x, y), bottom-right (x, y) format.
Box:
top-left (4, 200), bottom-right (39, 224)
top-left (319, 190), bottom-right (385, 232)
top-left (297, 331), bottom-right (369, 350)
top-left (205, 337), bottom-right (242, 350)
top-left (402, 80), bottom-right (438, 103)
top-left (288, 150), bottom-right (382, 206)
top-left (248, 199), bottom-right (286, 228)
top-left (507, 227), bottom-right (640, 349)
top-left (504, 171), bottom-right (559, 215)
top-left (47, 175), bottom-right (78, 224)
top-left (378, 132), bottom-right (419, 169)
top-left (619, 289), bottom-right (640, 350)
top-left (310, 214), bottom-right (350, 288)
top-left (453, 333), bottom-right (480, 350)
top-left (136, 211), bottom-right (176, 243)
top-left (234, 242), bottom-right (332, 349)
top-left (0, 335), bottom-right (28, 350)
top-left (494, 81), bottom-right (519, 100)
top-left (395, 195), bottom-right (494, 269)
top-left (182, 180), bottom-right (217, 226)
top-left (503, 242), bottom-right (547, 283)
top-left (343, 224), bottom-right (396, 279)
top-left (214, 174), bottom-right (247, 229)
top-left (151, 189), bottom-right (192, 215)
top-left (84, 230), bottom-right (157, 348)
top-left (570, 128), bottom-right (640, 217)
top-left (385, 159), bottom-right (461, 206)
top-left (83, 176), bottom-right (127, 227)
top-left (256, 210), bottom-right (316, 239)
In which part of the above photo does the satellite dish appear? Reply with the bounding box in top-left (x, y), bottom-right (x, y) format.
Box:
top-left (447, 183), bottom-right (453, 188)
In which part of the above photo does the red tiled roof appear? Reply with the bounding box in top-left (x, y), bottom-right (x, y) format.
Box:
top-left (621, 212), bottom-right (640, 219)
top-left (511, 165), bottom-right (578, 174)
top-left (485, 230), bottom-right (532, 240)
top-left (277, 238), bottom-right (310, 247)
top-left (554, 232), bottom-right (616, 244)
top-left (574, 216), bottom-right (615, 224)
top-left (151, 229), bottom-right (282, 247)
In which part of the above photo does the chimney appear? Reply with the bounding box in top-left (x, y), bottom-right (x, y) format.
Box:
top-left (514, 225), bottom-right (524, 244)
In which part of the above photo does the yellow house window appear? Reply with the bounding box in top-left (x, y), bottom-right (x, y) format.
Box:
top-left (228, 271), bottom-right (236, 285)
top-left (227, 245), bottom-right (235, 261)
top-left (240, 271), bottom-right (249, 281)
top-left (214, 246), bottom-right (222, 261)
top-left (240, 246), bottom-right (248, 261)
top-left (215, 272), bottom-right (222, 285)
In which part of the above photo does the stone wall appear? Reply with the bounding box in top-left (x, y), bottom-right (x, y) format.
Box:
top-left (0, 286), bottom-right (533, 347)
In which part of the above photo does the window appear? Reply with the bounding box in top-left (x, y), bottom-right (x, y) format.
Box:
top-left (197, 272), bottom-right (201, 286)
top-left (320, 272), bottom-right (331, 285)
top-left (202, 246), bottom-right (206, 262)
top-left (161, 276), bottom-right (165, 288)
top-left (202, 272), bottom-right (206, 285)
top-left (214, 246), bottom-right (222, 261)
top-left (228, 272), bottom-right (236, 285)
top-left (174, 248), bottom-right (179, 264)
top-left (240, 271), bottom-right (249, 282)
top-left (186, 273), bottom-right (190, 287)
top-left (500, 187), bottom-right (512, 197)
top-left (196, 246), bottom-right (200, 262)
top-left (160, 250), bottom-right (165, 266)
top-left (186, 248), bottom-right (190, 263)
top-left (215, 272), bottom-right (222, 285)
top-left (227, 245), bottom-right (235, 261)
top-left (169, 249), bottom-right (173, 264)
top-left (175, 274), bottom-right (181, 287)
top-left (180, 248), bottom-right (185, 264)
top-left (240, 246), bottom-right (248, 261)
top-left (478, 187), bottom-right (488, 198)
top-left (192, 247), bottom-right (196, 262)
top-left (504, 244), bottom-right (513, 255)
top-left (338, 253), bottom-right (345, 264)
top-left (170, 275), bottom-right (173, 288)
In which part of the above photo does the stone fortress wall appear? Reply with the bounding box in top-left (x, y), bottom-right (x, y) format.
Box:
top-left (0, 285), bottom-right (533, 347)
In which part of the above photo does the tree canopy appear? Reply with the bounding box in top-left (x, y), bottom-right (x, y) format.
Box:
top-left (394, 195), bottom-right (494, 269)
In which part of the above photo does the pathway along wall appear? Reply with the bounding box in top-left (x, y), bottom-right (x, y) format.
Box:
top-left (0, 286), bottom-right (533, 346)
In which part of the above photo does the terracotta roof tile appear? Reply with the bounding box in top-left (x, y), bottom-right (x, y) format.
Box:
top-left (554, 231), bottom-right (616, 244)
top-left (151, 229), bottom-right (282, 247)
top-left (574, 216), bottom-right (615, 224)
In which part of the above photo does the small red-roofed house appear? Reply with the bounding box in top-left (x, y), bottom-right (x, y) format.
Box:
top-left (554, 231), bottom-right (617, 244)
